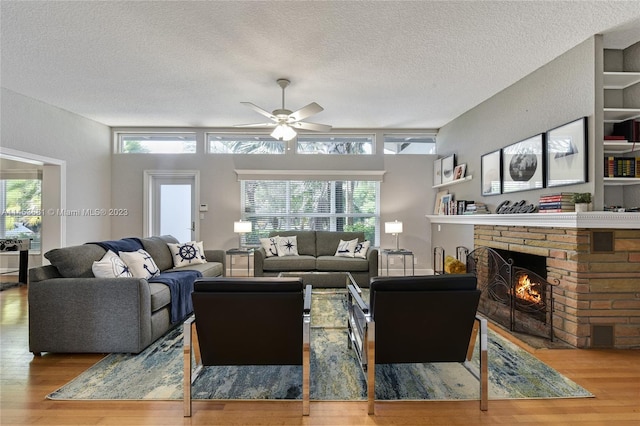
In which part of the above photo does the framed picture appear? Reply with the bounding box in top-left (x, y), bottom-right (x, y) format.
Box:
top-left (453, 163), bottom-right (467, 180)
top-left (433, 158), bottom-right (442, 186)
top-left (481, 149), bottom-right (502, 196)
top-left (502, 134), bottom-right (544, 193)
top-left (439, 193), bottom-right (452, 215)
top-left (433, 189), bottom-right (448, 214)
top-left (546, 117), bottom-right (588, 187)
top-left (441, 154), bottom-right (456, 184)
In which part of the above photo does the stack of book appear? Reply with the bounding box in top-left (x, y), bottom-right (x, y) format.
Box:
top-left (612, 119), bottom-right (639, 142)
top-left (539, 193), bottom-right (575, 213)
top-left (604, 156), bottom-right (640, 178)
top-left (463, 202), bottom-right (489, 214)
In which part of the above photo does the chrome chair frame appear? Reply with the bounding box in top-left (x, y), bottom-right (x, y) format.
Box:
top-left (184, 281), bottom-right (312, 416)
top-left (347, 277), bottom-right (488, 415)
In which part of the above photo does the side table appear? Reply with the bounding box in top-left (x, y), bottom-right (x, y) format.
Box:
top-left (0, 238), bottom-right (30, 285)
top-left (382, 249), bottom-right (414, 276)
top-left (226, 248), bottom-right (254, 276)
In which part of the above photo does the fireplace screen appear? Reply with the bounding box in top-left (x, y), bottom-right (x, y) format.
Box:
top-left (467, 246), bottom-right (557, 340)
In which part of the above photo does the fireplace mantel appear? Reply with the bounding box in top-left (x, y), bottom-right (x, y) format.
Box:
top-left (425, 212), bottom-right (640, 229)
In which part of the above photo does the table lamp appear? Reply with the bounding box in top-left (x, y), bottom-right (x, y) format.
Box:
top-left (233, 220), bottom-right (252, 248)
top-left (385, 220), bottom-right (403, 251)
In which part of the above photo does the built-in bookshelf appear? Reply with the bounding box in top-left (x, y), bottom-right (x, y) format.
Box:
top-left (602, 65), bottom-right (640, 187)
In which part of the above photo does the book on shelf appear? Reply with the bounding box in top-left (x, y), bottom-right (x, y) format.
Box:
top-left (539, 208), bottom-right (575, 213)
top-left (539, 202), bottom-right (575, 209)
top-left (612, 119), bottom-right (639, 142)
top-left (463, 202), bottom-right (489, 214)
top-left (539, 192), bottom-right (575, 202)
top-left (604, 135), bottom-right (628, 141)
top-left (604, 156), bottom-right (639, 178)
top-left (538, 192), bottom-right (575, 212)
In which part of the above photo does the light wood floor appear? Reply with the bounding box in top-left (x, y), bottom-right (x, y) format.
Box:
top-left (1, 285), bottom-right (639, 426)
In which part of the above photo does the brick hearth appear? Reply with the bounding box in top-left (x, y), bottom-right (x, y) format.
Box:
top-left (474, 225), bottom-right (640, 348)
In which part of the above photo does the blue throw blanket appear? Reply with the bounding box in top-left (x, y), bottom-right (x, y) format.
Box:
top-left (149, 270), bottom-right (202, 324)
top-left (88, 237), bottom-right (143, 254)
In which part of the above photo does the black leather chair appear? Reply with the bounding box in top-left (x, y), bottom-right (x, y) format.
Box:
top-left (184, 277), bottom-right (312, 416)
top-left (347, 273), bottom-right (488, 414)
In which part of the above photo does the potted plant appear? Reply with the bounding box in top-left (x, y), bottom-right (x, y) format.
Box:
top-left (571, 192), bottom-right (592, 212)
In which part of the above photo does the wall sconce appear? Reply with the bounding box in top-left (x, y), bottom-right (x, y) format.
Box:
top-left (385, 220), bottom-right (403, 251)
top-left (233, 220), bottom-right (252, 248)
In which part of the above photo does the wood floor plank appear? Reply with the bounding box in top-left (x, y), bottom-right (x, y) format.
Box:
top-left (1, 286), bottom-right (639, 425)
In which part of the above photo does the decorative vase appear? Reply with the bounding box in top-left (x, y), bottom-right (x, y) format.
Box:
top-left (575, 203), bottom-right (590, 213)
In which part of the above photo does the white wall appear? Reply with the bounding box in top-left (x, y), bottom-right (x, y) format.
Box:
top-left (1, 89), bottom-right (112, 251)
top-left (432, 37), bottom-right (598, 256)
top-left (111, 129), bottom-right (435, 271)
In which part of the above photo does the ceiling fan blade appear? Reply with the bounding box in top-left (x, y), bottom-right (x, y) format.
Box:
top-left (291, 121), bottom-right (332, 132)
top-left (241, 102), bottom-right (276, 120)
top-left (289, 102), bottom-right (324, 122)
top-left (234, 122), bottom-right (277, 128)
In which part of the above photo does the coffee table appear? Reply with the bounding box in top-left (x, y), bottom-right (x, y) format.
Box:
top-left (278, 271), bottom-right (357, 289)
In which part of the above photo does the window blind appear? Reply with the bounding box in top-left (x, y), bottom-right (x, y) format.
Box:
top-left (240, 180), bottom-right (379, 245)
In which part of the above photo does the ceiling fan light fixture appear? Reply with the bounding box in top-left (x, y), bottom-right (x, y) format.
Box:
top-left (271, 124), bottom-right (297, 141)
top-left (237, 78), bottom-right (330, 138)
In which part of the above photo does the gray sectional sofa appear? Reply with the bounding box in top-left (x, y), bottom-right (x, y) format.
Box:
top-left (28, 235), bottom-right (225, 355)
top-left (253, 230), bottom-right (378, 287)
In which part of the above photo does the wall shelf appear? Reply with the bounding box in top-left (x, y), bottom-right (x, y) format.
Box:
top-left (603, 108), bottom-right (640, 123)
top-left (604, 177), bottom-right (640, 186)
top-left (603, 141), bottom-right (640, 154)
top-left (432, 175), bottom-right (472, 189)
top-left (603, 72), bottom-right (640, 89)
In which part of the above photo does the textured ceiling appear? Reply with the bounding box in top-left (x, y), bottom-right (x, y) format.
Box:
top-left (2, 1), bottom-right (640, 130)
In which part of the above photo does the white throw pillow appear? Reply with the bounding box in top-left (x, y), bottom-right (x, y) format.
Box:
top-left (335, 238), bottom-right (358, 258)
top-left (354, 240), bottom-right (371, 259)
top-left (119, 249), bottom-right (161, 279)
top-left (92, 250), bottom-right (133, 278)
top-left (260, 236), bottom-right (280, 258)
top-left (167, 241), bottom-right (206, 267)
top-left (277, 235), bottom-right (299, 257)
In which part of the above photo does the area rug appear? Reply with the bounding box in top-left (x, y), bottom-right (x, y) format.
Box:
top-left (48, 290), bottom-right (592, 401)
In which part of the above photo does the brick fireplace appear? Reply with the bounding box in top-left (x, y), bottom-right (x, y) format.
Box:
top-left (427, 212), bottom-right (640, 349)
top-left (474, 222), bottom-right (640, 349)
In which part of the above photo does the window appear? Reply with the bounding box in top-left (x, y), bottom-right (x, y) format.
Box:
top-left (117, 133), bottom-right (197, 153)
top-left (240, 180), bottom-right (379, 245)
top-left (297, 134), bottom-right (374, 155)
top-left (1, 175), bottom-right (41, 251)
top-left (207, 133), bottom-right (285, 154)
top-left (384, 133), bottom-right (436, 154)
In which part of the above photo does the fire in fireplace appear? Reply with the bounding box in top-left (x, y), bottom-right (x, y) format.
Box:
top-left (467, 247), bottom-right (557, 340)
top-left (515, 274), bottom-right (541, 303)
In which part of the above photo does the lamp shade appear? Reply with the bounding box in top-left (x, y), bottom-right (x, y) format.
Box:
top-left (234, 220), bottom-right (252, 234)
top-left (385, 221), bottom-right (403, 234)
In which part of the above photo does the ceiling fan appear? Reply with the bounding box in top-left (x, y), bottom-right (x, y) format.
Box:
top-left (236, 78), bottom-right (332, 141)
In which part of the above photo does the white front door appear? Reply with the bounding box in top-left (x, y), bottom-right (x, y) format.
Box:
top-left (144, 171), bottom-right (199, 242)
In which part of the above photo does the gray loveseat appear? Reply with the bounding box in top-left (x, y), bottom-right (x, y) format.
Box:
top-left (28, 235), bottom-right (225, 355)
top-left (253, 230), bottom-right (378, 287)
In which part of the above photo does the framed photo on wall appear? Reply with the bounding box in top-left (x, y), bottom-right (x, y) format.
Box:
top-left (433, 158), bottom-right (442, 186)
top-left (453, 163), bottom-right (467, 180)
top-left (502, 134), bottom-right (544, 193)
top-left (481, 149), bottom-right (502, 196)
top-left (546, 117), bottom-right (588, 187)
top-left (441, 154), bottom-right (456, 184)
